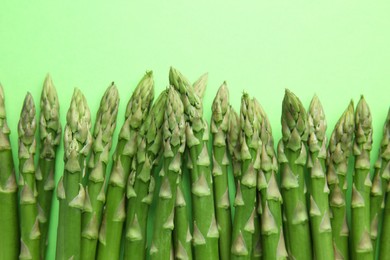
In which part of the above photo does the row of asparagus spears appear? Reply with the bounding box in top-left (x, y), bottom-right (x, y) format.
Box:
top-left (0, 67), bottom-right (389, 260)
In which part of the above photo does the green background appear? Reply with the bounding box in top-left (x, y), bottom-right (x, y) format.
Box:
top-left (1, 1), bottom-right (389, 259)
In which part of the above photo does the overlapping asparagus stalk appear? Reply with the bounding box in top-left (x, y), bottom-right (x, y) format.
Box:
top-left (170, 67), bottom-right (219, 260)
top-left (327, 101), bottom-right (354, 259)
top-left (56, 89), bottom-right (92, 260)
top-left (36, 75), bottom-right (62, 259)
top-left (370, 108), bottom-right (390, 254)
top-left (257, 101), bottom-right (287, 260)
top-left (150, 88), bottom-right (186, 259)
top-left (307, 96), bottom-right (334, 260)
top-left (0, 85), bottom-right (19, 260)
top-left (351, 97), bottom-right (373, 259)
top-left (96, 72), bottom-right (154, 260)
top-left (231, 93), bottom-right (259, 259)
top-left (211, 83), bottom-right (232, 260)
top-left (18, 93), bottom-right (39, 260)
top-left (227, 107), bottom-right (241, 185)
top-left (124, 90), bottom-right (167, 260)
top-left (278, 89), bottom-right (311, 259)
top-left (81, 83), bottom-right (119, 260)
top-left (380, 176), bottom-right (390, 259)
top-left (193, 73), bottom-right (208, 101)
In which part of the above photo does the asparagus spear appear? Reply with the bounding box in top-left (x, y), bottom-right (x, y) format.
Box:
top-left (174, 174), bottom-right (193, 260)
top-left (278, 89), bottom-right (312, 260)
top-left (123, 90), bottom-right (167, 260)
top-left (231, 93), bottom-right (259, 259)
top-left (56, 88), bottom-right (92, 260)
top-left (210, 82), bottom-right (232, 260)
top-left (193, 73), bottom-right (208, 102)
top-left (370, 108), bottom-right (390, 254)
top-left (18, 93), bottom-right (39, 260)
top-left (379, 179), bottom-right (390, 259)
top-left (36, 75), bottom-right (62, 259)
top-left (0, 85), bottom-right (19, 260)
top-left (150, 87), bottom-right (186, 259)
top-left (170, 67), bottom-right (220, 260)
top-left (227, 106), bottom-right (241, 185)
top-left (327, 101), bottom-right (354, 260)
top-left (257, 101), bottom-right (287, 260)
top-left (96, 72), bottom-right (154, 260)
top-left (81, 83), bottom-right (119, 260)
top-left (351, 96), bottom-right (373, 259)
top-left (306, 95), bottom-right (334, 260)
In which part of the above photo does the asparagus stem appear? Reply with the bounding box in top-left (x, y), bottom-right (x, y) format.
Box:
top-left (231, 93), bottom-right (259, 259)
top-left (18, 93), bottom-right (40, 260)
top-left (81, 83), bottom-right (119, 260)
top-left (174, 174), bottom-right (193, 260)
top-left (370, 108), bottom-right (390, 256)
top-left (211, 82), bottom-right (232, 260)
top-left (96, 72), bottom-right (154, 260)
top-left (327, 101), bottom-right (354, 259)
top-left (257, 101), bottom-right (287, 260)
top-left (351, 96), bottom-right (373, 259)
top-left (306, 95), bottom-right (334, 260)
top-left (56, 89), bottom-right (92, 260)
top-left (278, 89), bottom-right (312, 260)
top-left (379, 180), bottom-right (390, 259)
top-left (227, 106), bottom-right (241, 185)
top-left (0, 85), bottom-right (19, 260)
top-left (123, 90), bottom-right (167, 260)
top-left (150, 88), bottom-right (186, 260)
top-left (170, 67), bottom-right (220, 260)
top-left (36, 75), bottom-right (62, 259)
top-left (193, 73), bottom-right (208, 102)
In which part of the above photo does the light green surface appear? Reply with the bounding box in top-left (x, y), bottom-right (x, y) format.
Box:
top-left (0, 2), bottom-right (389, 259)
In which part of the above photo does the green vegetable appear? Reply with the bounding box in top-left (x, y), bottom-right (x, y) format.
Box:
top-left (96, 72), bottom-right (154, 260)
top-left (278, 89), bottom-right (312, 260)
top-left (170, 67), bottom-right (220, 260)
top-left (351, 96), bottom-right (373, 259)
top-left (0, 84), bottom-right (19, 260)
top-left (81, 83), bottom-right (119, 260)
top-left (150, 87), bottom-right (186, 260)
top-left (307, 95), bottom-right (334, 260)
top-left (257, 101), bottom-right (287, 260)
top-left (123, 90), bottom-right (167, 260)
top-left (231, 93), bottom-right (259, 259)
top-left (371, 108), bottom-right (390, 255)
top-left (327, 101), bottom-right (354, 259)
top-left (18, 93), bottom-right (40, 260)
top-left (193, 73), bottom-right (208, 102)
top-left (211, 82), bottom-right (232, 260)
top-left (379, 171), bottom-right (390, 259)
top-left (36, 75), bottom-right (62, 259)
top-left (56, 88), bottom-right (92, 260)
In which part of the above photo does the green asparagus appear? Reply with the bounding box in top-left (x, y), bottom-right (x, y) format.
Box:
top-left (227, 106), bottom-right (241, 186)
top-left (56, 88), bottom-right (92, 260)
top-left (170, 67), bottom-right (220, 260)
top-left (211, 82), bottom-right (232, 260)
top-left (36, 75), bottom-right (62, 259)
top-left (307, 95), bottom-right (334, 260)
top-left (257, 101), bottom-right (287, 260)
top-left (18, 93), bottom-right (39, 260)
top-left (231, 93), bottom-right (259, 259)
top-left (327, 101), bottom-right (354, 260)
top-left (124, 90), bottom-right (167, 260)
top-left (193, 73), bottom-right (208, 102)
top-left (351, 96), bottom-right (373, 259)
top-left (150, 87), bottom-right (186, 259)
top-left (96, 72), bottom-right (154, 260)
top-left (379, 173), bottom-right (390, 259)
top-left (0, 84), bottom-right (19, 260)
top-left (81, 83), bottom-right (119, 260)
top-left (370, 108), bottom-right (390, 255)
top-left (278, 89), bottom-right (311, 259)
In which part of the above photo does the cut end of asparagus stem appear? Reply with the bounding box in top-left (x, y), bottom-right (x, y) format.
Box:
top-left (193, 72), bottom-right (208, 101)
top-left (125, 71), bottom-right (155, 128)
top-left (212, 82), bottom-right (229, 127)
top-left (92, 83), bottom-right (119, 153)
top-left (355, 96), bottom-right (372, 149)
top-left (308, 95), bottom-right (327, 149)
top-left (282, 89), bottom-right (309, 147)
top-left (40, 74), bottom-right (62, 159)
top-left (18, 93), bottom-right (37, 151)
top-left (64, 88), bottom-right (92, 159)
